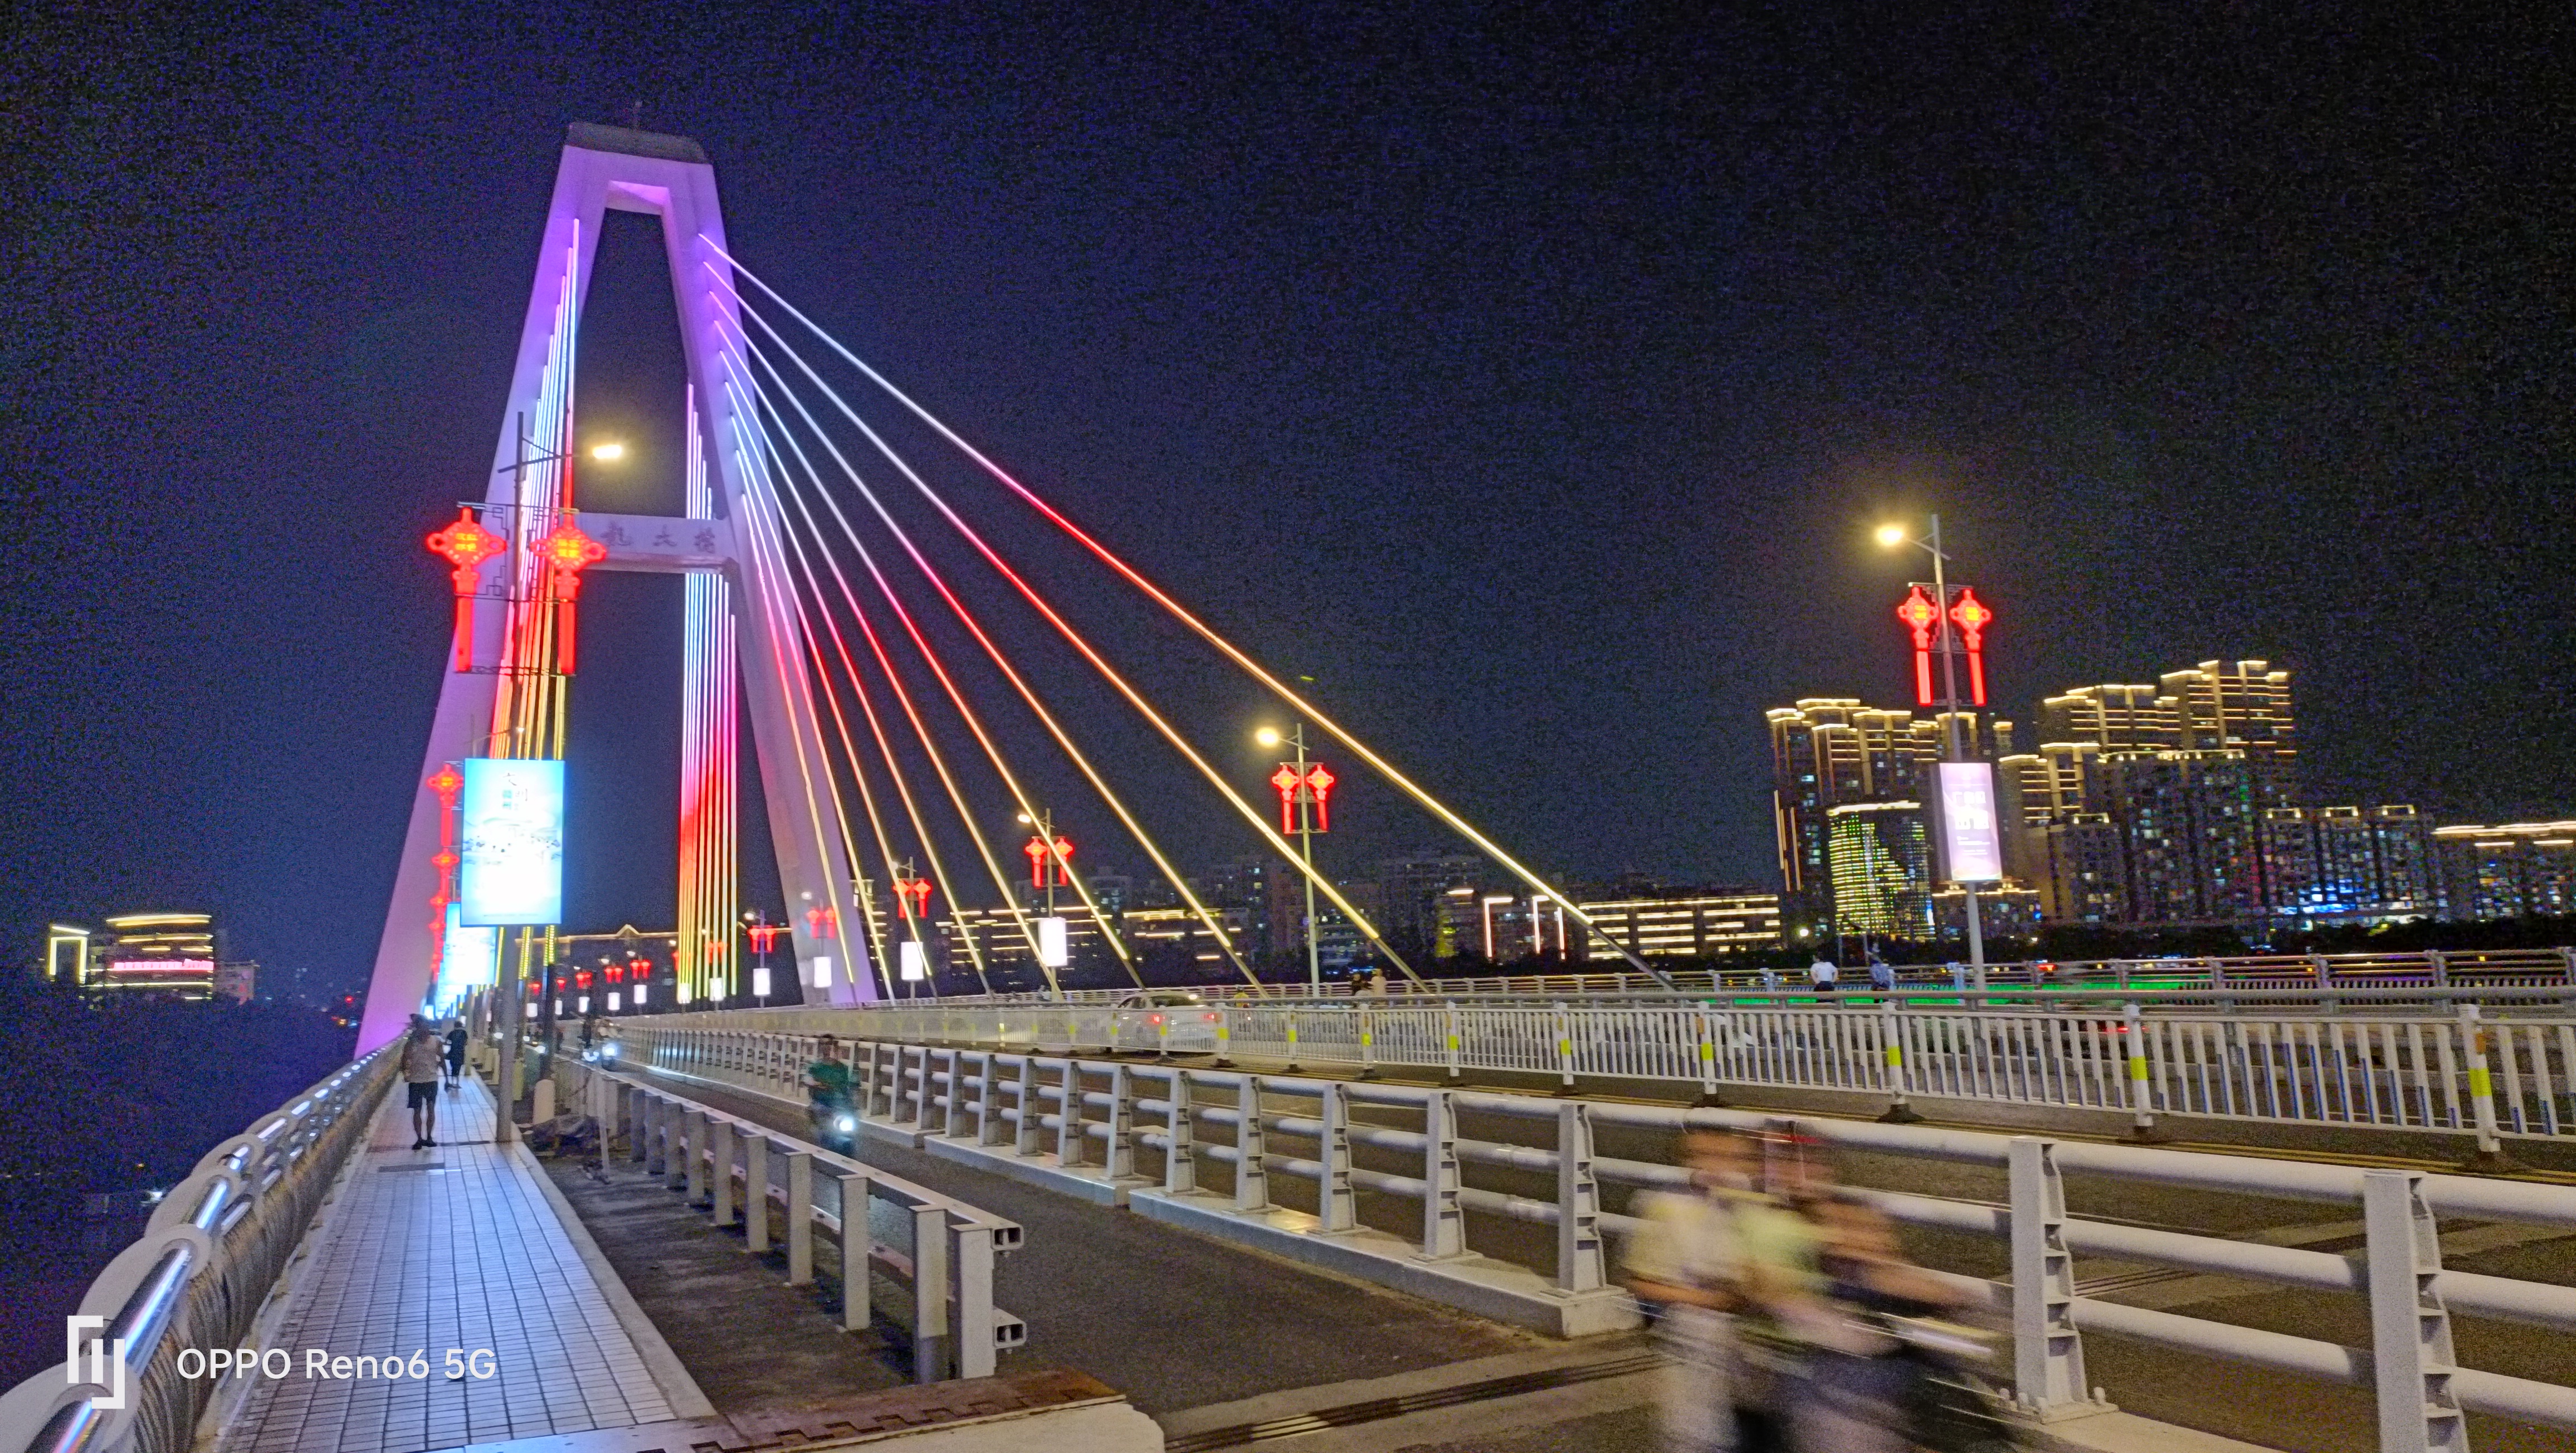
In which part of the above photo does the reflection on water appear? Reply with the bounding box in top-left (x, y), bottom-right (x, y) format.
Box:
top-left (0, 1191), bottom-right (154, 1389)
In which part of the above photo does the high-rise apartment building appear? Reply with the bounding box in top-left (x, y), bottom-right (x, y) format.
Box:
top-left (2038, 684), bottom-right (2179, 751)
top-left (1769, 699), bottom-right (1992, 940)
top-left (2096, 750), bottom-right (2266, 925)
top-left (2259, 804), bottom-right (2435, 925)
top-left (2163, 659), bottom-right (2297, 802)
top-left (2432, 822), bottom-right (2576, 920)
top-left (2032, 814), bottom-right (2126, 924)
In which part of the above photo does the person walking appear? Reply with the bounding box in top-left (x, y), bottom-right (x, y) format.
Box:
top-left (1806, 955), bottom-right (1839, 999)
top-left (401, 1016), bottom-right (445, 1149)
top-left (1623, 1124), bottom-right (1821, 1452)
top-left (442, 1020), bottom-right (468, 1090)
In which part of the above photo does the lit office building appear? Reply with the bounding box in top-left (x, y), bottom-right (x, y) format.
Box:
top-left (1570, 890), bottom-right (1783, 959)
top-left (1826, 801), bottom-right (1933, 939)
top-left (2432, 822), bottom-right (2576, 921)
top-left (91, 912), bottom-right (243, 1001)
top-left (2038, 683), bottom-right (2180, 752)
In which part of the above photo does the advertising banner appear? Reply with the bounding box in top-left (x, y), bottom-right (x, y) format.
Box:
top-left (1036, 915), bottom-right (1070, 969)
top-left (458, 759), bottom-right (565, 925)
top-left (438, 903), bottom-right (500, 1003)
top-left (1935, 760), bottom-right (2004, 884)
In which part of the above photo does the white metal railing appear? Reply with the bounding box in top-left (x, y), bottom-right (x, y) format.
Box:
top-left (0, 1052), bottom-right (394, 1453)
top-left (753, 945), bottom-right (2576, 1007)
top-left (613, 1022), bottom-right (2576, 1451)
top-left (645, 999), bottom-right (2576, 1151)
top-left (549, 1059), bottom-right (1026, 1381)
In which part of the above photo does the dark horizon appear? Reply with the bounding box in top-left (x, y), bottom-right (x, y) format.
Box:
top-left (9, 8), bottom-right (2573, 1001)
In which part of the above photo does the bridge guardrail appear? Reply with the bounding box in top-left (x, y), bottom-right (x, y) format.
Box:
top-left (551, 1059), bottom-right (1025, 1381)
top-left (643, 999), bottom-right (2576, 1150)
top-left (803, 945), bottom-right (2576, 1008)
top-left (0, 1051), bottom-right (394, 1453)
top-left (622, 1022), bottom-right (2576, 1449)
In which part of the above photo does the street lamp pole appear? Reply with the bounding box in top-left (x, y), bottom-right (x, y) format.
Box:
top-left (1270, 724), bottom-right (1323, 993)
top-left (1921, 514), bottom-right (1988, 982)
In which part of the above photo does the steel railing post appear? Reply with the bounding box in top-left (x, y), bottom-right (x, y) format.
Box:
top-left (1879, 1003), bottom-right (1922, 1123)
top-left (1316, 1082), bottom-right (1358, 1233)
top-left (1285, 1007), bottom-right (1301, 1070)
top-left (2456, 1004), bottom-right (2512, 1169)
top-left (1358, 1006), bottom-right (1377, 1079)
top-left (2007, 1137), bottom-right (2099, 1418)
top-left (664, 1108), bottom-right (695, 1195)
top-left (672, 1108), bottom-right (700, 1194)
top-left (1055, 1061), bottom-right (1086, 1168)
top-left (1235, 1075), bottom-right (1270, 1211)
top-left (1013, 1057), bottom-right (1042, 1158)
top-left (1552, 1002), bottom-right (1577, 1092)
top-left (2364, 1171), bottom-right (2467, 1453)
top-left (1693, 1005), bottom-right (1722, 1107)
top-left (1164, 1070), bottom-right (1198, 1194)
top-left (2428, 949), bottom-right (2449, 987)
top-left (628, 1087), bottom-right (651, 1167)
top-left (1106, 1064), bottom-right (1139, 1182)
top-left (2122, 1003), bottom-right (2165, 1143)
top-left (782, 1148), bottom-right (814, 1285)
top-left (708, 1119), bottom-right (738, 1226)
top-left (950, 1220), bottom-right (999, 1381)
top-left (941, 1049), bottom-right (966, 1139)
top-left (975, 1052), bottom-right (1001, 1146)
top-left (1443, 1001), bottom-right (1463, 1081)
top-left (826, 1163), bottom-right (874, 1333)
top-left (1213, 1006), bottom-right (1233, 1066)
top-left (1554, 1100), bottom-right (1604, 1293)
top-left (911, 1203), bottom-right (952, 1382)
top-left (743, 1134), bottom-right (771, 1254)
top-left (1419, 1089), bottom-right (1466, 1261)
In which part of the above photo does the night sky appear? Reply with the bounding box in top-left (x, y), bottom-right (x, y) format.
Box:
top-left (8, 7), bottom-right (2573, 998)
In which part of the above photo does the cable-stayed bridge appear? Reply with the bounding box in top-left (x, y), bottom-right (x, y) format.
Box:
top-left (13, 126), bottom-right (2576, 1453)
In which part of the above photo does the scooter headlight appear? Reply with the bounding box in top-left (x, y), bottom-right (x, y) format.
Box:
top-left (835, 1115), bottom-right (856, 1133)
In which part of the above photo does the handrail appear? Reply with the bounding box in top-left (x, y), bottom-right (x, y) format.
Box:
top-left (2, 1051), bottom-right (397, 1453)
top-left (642, 997), bottom-right (2576, 1149)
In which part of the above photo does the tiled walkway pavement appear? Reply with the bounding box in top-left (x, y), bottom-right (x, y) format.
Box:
top-left (217, 1076), bottom-right (703, 1453)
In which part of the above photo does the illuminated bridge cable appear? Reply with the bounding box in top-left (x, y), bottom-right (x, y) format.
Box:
top-left (737, 340), bottom-right (1159, 988)
top-left (731, 376), bottom-right (921, 997)
top-left (725, 362), bottom-right (1030, 991)
top-left (731, 353), bottom-right (1149, 988)
top-left (720, 398), bottom-right (863, 996)
top-left (728, 304), bottom-right (1409, 987)
top-left (718, 362), bottom-right (1038, 991)
top-left (730, 323), bottom-right (1248, 986)
top-left (706, 246), bottom-right (1671, 989)
top-left (765, 439), bottom-right (991, 996)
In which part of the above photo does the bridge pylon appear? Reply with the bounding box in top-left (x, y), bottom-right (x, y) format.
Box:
top-left (360, 124), bottom-right (874, 1053)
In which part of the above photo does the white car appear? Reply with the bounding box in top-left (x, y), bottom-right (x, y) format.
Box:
top-left (1111, 989), bottom-right (1222, 1053)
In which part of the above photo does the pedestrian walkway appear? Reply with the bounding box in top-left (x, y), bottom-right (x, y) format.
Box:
top-left (214, 1075), bottom-right (709, 1453)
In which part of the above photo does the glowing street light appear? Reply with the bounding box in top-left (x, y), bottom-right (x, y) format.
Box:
top-left (1875, 512), bottom-right (1993, 987)
top-left (589, 441), bottom-right (627, 462)
top-left (1259, 723), bottom-right (1331, 993)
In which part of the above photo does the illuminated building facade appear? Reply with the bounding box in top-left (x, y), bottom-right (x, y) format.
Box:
top-left (2432, 823), bottom-right (2576, 920)
top-left (2258, 806), bottom-right (2437, 927)
top-left (2097, 750), bottom-right (2265, 924)
top-left (2031, 813), bottom-right (2127, 925)
top-left (1769, 699), bottom-right (1996, 940)
top-left (91, 913), bottom-right (237, 1001)
top-left (1569, 891), bottom-right (1783, 959)
top-left (1825, 802), bottom-right (1933, 939)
